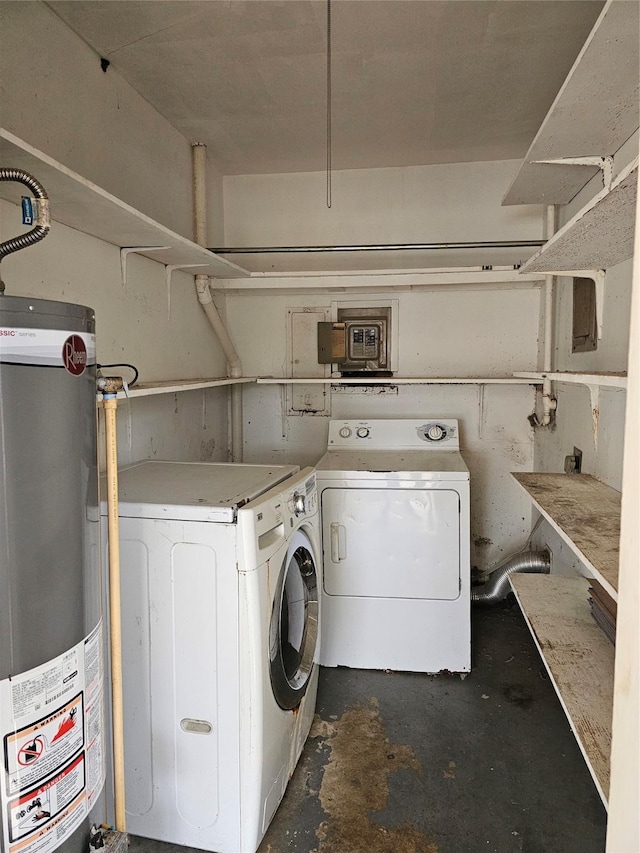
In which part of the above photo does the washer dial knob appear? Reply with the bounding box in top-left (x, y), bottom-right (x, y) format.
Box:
top-left (293, 493), bottom-right (306, 516)
top-left (426, 424), bottom-right (446, 441)
top-left (339, 426), bottom-right (352, 438)
top-left (356, 427), bottom-right (370, 438)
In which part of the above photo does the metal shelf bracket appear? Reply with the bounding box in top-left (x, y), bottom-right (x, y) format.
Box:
top-left (120, 246), bottom-right (170, 287)
top-left (532, 156), bottom-right (614, 190)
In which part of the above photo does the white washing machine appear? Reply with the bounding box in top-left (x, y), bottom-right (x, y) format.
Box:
top-left (316, 419), bottom-right (470, 673)
top-left (104, 461), bottom-right (320, 853)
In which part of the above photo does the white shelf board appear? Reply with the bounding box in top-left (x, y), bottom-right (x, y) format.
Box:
top-left (503, 0), bottom-right (640, 206)
top-left (0, 129), bottom-right (249, 278)
top-left (512, 472), bottom-right (620, 600)
top-left (513, 371), bottom-right (627, 389)
top-left (520, 159), bottom-right (638, 273)
top-left (123, 377), bottom-right (256, 398)
top-left (258, 376), bottom-right (536, 385)
top-left (509, 573), bottom-right (614, 807)
top-left (213, 267), bottom-right (544, 291)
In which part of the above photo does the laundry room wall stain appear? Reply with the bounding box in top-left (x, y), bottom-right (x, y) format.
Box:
top-left (310, 700), bottom-right (438, 853)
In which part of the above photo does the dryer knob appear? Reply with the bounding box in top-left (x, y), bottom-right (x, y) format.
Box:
top-left (427, 424), bottom-right (446, 441)
top-left (356, 427), bottom-right (370, 438)
top-left (339, 426), bottom-right (352, 438)
top-left (293, 493), bottom-right (306, 516)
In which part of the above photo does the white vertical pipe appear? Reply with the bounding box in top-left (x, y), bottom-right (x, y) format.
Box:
top-left (192, 143), bottom-right (243, 461)
top-left (543, 206), bottom-right (555, 374)
top-left (193, 143), bottom-right (208, 247)
top-left (540, 205), bottom-right (557, 426)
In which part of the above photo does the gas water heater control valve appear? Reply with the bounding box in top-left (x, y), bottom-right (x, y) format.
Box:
top-left (293, 493), bottom-right (307, 516)
top-left (339, 426), bottom-right (352, 438)
top-left (356, 427), bottom-right (370, 438)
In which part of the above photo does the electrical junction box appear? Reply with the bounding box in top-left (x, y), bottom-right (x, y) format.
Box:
top-left (318, 306), bottom-right (392, 375)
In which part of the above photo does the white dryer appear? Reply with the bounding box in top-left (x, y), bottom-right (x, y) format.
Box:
top-left (316, 419), bottom-right (470, 673)
top-left (105, 461), bottom-right (320, 853)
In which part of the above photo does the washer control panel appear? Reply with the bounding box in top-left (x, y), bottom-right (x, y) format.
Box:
top-left (327, 419), bottom-right (459, 450)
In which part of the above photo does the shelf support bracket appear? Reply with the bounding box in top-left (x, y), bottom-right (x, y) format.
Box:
top-left (165, 264), bottom-right (203, 319)
top-left (120, 247), bottom-right (170, 287)
top-left (532, 156), bottom-right (614, 190)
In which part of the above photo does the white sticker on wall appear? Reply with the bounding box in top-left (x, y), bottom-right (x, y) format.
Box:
top-left (0, 622), bottom-right (106, 853)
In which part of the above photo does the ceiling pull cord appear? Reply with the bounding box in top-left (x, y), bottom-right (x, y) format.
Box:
top-left (326, 0), bottom-right (332, 209)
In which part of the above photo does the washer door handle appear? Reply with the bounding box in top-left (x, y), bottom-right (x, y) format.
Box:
top-left (330, 523), bottom-right (346, 562)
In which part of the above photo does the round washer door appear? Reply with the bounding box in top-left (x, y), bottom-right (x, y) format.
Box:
top-left (269, 528), bottom-right (319, 710)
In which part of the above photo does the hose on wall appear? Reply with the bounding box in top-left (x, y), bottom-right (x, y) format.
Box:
top-left (0, 168), bottom-right (50, 294)
top-left (0, 168), bottom-right (50, 259)
top-left (471, 550), bottom-right (550, 605)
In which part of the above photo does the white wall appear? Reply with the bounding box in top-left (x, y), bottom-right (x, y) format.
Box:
top-left (224, 160), bottom-right (541, 245)
top-left (223, 158), bottom-right (542, 271)
top-left (0, 198), bottom-right (231, 468)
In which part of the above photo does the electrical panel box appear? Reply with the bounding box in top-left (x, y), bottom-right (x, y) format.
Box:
top-left (318, 307), bottom-right (392, 375)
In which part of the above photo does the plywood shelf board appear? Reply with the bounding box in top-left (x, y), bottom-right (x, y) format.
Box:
top-left (512, 472), bottom-right (620, 599)
top-left (124, 377), bottom-right (256, 398)
top-left (503, 0), bottom-right (640, 206)
top-left (509, 574), bottom-right (614, 806)
top-left (258, 376), bottom-right (536, 385)
top-left (0, 130), bottom-right (249, 278)
top-left (212, 268), bottom-right (545, 291)
top-left (520, 159), bottom-right (638, 273)
top-left (513, 371), bottom-right (627, 389)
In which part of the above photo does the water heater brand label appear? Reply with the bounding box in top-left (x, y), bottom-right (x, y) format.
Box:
top-left (0, 328), bottom-right (96, 370)
top-left (62, 335), bottom-right (87, 376)
top-left (0, 622), bottom-right (106, 853)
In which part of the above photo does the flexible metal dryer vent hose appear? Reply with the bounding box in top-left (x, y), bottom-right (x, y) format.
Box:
top-left (471, 550), bottom-right (550, 605)
top-left (0, 169), bottom-right (50, 280)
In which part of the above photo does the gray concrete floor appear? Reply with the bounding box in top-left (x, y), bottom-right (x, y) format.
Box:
top-left (129, 600), bottom-right (606, 853)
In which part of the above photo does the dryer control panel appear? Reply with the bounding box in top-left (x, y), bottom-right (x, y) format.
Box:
top-left (327, 418), bottom-right (459, 450)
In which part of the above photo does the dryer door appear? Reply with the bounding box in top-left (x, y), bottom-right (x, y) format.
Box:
top-left (322, 486), bottom-right (461, 600)
top-left (269, 529), bottom-right (319, 710)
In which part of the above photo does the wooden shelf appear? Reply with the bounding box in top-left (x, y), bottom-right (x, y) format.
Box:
top-left (520, 158), bottom-right (638, 273)
top-left (0, 129), bottom-right (249, 278)
top-left (512, 472), bottom-right (621, 600)
top-left (113, 377), bottom-right (256, 398)
top-left (513, 371), bottom-right (627, 389)
top-left (503, 0), bottom-right (640, 206)
top-left (509, 574), bottom-right (614, 807)
top-left (257, 376), bottom-right (537, 385)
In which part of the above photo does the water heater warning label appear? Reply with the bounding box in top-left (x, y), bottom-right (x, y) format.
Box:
top-left (0, 623), bottom-right (105, 853)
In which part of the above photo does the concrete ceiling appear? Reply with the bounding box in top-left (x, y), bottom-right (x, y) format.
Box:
top-left (48, 0), bottom-right (605, 176)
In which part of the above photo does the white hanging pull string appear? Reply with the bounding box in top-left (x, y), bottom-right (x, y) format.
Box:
top-left (326, 0), bottom-right (332, 209)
